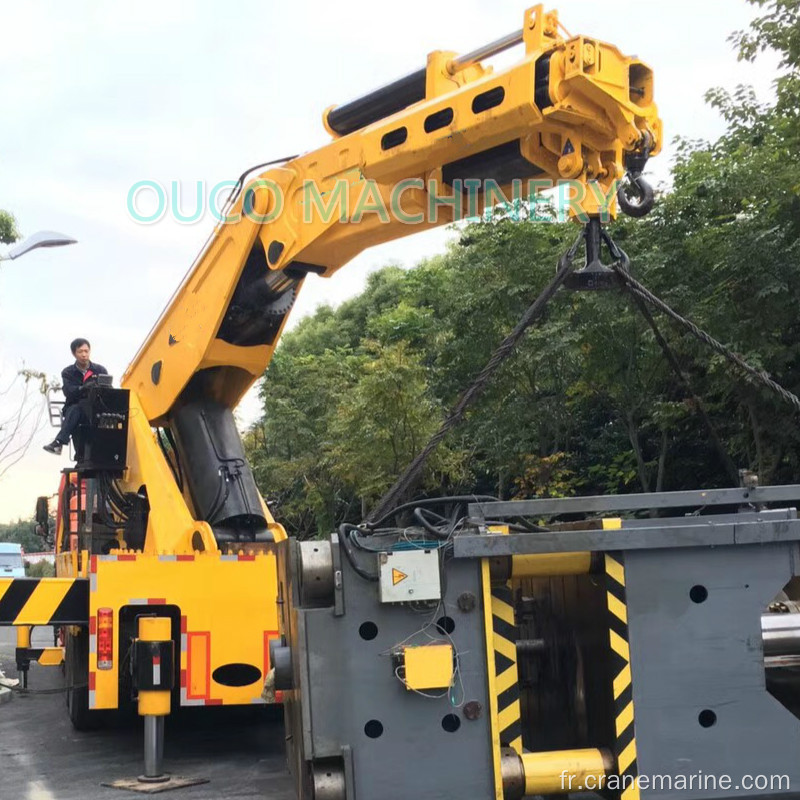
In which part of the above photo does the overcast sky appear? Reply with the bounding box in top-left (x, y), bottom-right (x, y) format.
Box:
top-left (0, 0), bottom-right (779, 523)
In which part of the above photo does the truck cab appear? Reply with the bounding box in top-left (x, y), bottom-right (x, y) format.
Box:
top-left (0, 542), bottom-right (26, 578)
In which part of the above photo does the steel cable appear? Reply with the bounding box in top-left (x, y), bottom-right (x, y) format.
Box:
top-left (612, 263), bottom-right (800, 414)
top-left (366, 234), bottom-right (581, 523)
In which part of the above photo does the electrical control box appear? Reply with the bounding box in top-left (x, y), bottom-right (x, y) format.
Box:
top-left (81, 386), bottom-right (130, 474)
top-left (402, 644), bottom-right (453, 691)
top-left (378, 549), bottom-right (441, 603)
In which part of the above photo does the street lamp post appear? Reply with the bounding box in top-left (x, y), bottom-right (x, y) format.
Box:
top-left (0, 231), bottom-right (77, 262)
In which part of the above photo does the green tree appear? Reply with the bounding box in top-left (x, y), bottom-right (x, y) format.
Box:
top-left (0, 517), bottom-right (42, 552)
top-left (328, 341), bottom-right (467, 513)
top-left (0, 210), bottom-right (19, 245)
top-left (246, 0), bottom-right (800, 530)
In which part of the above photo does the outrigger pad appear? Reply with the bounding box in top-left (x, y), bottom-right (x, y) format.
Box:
top-left (102, 776), bottom-right (209, 794)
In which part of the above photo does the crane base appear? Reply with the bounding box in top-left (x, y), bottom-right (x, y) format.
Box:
top-left (102, 776), bottom-right (209, 794)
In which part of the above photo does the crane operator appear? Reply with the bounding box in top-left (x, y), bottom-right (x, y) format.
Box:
top-left (43, 337), bottom-right (108, 457)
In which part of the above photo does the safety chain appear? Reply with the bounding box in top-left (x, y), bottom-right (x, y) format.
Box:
top-left (624, 289), bottom-right (740, 484)
top-left (611, 263), bottom-right (800, 414)
top-left (365, 233), bottom-right (582, 523)
top-left (367, 218), bottom-right (800, 524)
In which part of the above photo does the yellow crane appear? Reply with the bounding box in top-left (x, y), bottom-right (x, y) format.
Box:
top-left (1, 3), bottom-right (660, 782)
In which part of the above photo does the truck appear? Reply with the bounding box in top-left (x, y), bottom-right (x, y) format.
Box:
top-left (0, 1), bottom-right (661, 774)
top-left (0, 542), bottom-right (25, 579)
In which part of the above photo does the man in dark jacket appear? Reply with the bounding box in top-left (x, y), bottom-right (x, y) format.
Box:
top-left (43, 338), bottom-right (108, 456)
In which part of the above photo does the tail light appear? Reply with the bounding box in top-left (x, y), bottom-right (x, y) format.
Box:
top-left (97, 607), bottom-right (114, 670)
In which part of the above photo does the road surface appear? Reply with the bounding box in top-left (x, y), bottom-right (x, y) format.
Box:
top-left (0, 626), bottom-right (295, 800)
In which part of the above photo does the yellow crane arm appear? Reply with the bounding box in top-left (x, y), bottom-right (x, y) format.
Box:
top-left (113, 4), bottom-right (661, 553)
top-left (121, 4), bottom-right (660, 423)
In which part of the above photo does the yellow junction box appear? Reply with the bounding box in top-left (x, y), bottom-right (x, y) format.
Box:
top-left (403, 644), bottom-right (453, 691)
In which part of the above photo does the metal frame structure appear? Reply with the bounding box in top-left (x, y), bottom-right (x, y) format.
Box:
top-left (277, 487), bottom-right (800, 800)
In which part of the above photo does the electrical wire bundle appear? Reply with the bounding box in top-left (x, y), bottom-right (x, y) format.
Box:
top-left (388, 615), bottom-right (466, 706)
top-left (339, 494), bottom-right (550, 582)
top-left (338, 495), bottom-right (495, 582)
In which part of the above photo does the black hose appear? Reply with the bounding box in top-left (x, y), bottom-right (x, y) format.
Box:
top-left (163, 427), bottom-right (184, 493)
top-left (339, 523), bottom-right (380, 582)
top-left (365, 494), bottom-right (499, 529)
top-left (413, 507), bottom-right (456, 539)
top-left (204, 469), bottom-right (228, 525)
top-left (157, 429), bottom-right (182, 491)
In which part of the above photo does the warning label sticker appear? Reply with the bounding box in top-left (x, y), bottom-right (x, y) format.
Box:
top-left (391, 568), bottom-right (408, 585)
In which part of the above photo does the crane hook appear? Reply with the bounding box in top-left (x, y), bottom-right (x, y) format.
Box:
top-left (617, 174), bottom-right (655, 218)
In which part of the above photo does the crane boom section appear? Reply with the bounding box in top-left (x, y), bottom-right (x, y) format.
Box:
top-left (122, 4), bottom-right (661, 424)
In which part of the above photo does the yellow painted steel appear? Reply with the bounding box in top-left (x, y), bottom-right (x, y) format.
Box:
top-left (607, 592), bottom-right (628, 624)
top-left (616, 699), bottom-right (635, 735)
top-left (55, 549), bottom-right (83, 579)
top-left (90, 553), bottom-right (279, 711)
top-left (488, 523), bottom-right (523, 754)
top-left (403, 644), bottom-right (453, 691)
top-left (138, 690), bottom-right (170, 716)
top-left (0, 578), bottom-right (82, 626)
top-left (16, 624), bottom-right (31, 649)
top-left (509, 516), bottom-right (623, 577)
top-left (521, 749), bottom-right (609, 795)
top-left (490, 589), bottom-right (523, 754)
top-left (605, 552), bottom-right (640, 800)
top-left (37, 648), bottom-right (65, 667)
top-left (609, 629), bottom-right (630, 660)
top-left (605, 553), bottom-right (626, 586)
top-left (481, 559), bottom-right (505, 800)
top-left (138, 617), bottom-right (172, 717)
top-left (17, 581), bottom-right (73, 625)
top-left (511, 552), bottom-right (591, 577)
top-left (613, 663), bottom-right (632, 699)
top-left (140, 617), bottom-right (171, 641)
top-left (122, 2), bottom-right (661, 437)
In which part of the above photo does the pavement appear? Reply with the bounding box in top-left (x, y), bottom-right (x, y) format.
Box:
top-left (0, 626), bottom-right (295, 800)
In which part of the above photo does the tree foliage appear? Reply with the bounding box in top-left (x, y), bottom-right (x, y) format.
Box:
top-left (246, 0), bottom-right (800, 538)
top-left (0, 210), bottom-right (19, 245)
top-left (0, 517), bottom-right (41, 553)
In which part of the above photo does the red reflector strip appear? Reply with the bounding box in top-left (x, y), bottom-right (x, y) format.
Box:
top-left (206, 699), bottom-right (223, 706)
top-left (89, 616), bottom-right (97, 635)
top-left (176, 555), bottom-right (194, 562)
top-left (148, 598), bottom-right (167, 605)
top-left (180, 616), bottom-right (187, 634)
top-left (90, 556), bottom-right (98, 573)
top-left (238, 554), bottom-right (256, 561)
top-left (180, 669), bottom-right (187, 688)
top-left (117, 554), bottom-right (137, 561)
top-left (89, 671), bottom-right (96, 690)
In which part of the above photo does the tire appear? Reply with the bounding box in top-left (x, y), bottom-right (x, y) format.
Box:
top-left (65, 628), bottom-right (97, 731)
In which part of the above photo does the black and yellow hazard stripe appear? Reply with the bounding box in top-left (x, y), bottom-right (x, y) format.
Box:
top-left (0, 578), bottom-right (88, 625)
top-left (482, 560), bottom-right (506, 800)
top-left (605, 550), bottom-right (639, 800)
top-left (491, 584), bottom-right (523, 753)
top-left (17, 647), bottom-right (65, 667)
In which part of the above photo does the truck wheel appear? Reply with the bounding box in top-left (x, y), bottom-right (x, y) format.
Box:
top-left (65, 628), bottom-right (96, 731)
